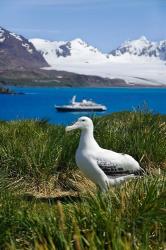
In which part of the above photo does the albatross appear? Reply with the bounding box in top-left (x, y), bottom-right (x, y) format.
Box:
top-left (66, 116), bottom-right (144, 191)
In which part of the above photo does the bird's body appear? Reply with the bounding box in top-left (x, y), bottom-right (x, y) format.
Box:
top-left (66, 116), bottom-right (144, 191)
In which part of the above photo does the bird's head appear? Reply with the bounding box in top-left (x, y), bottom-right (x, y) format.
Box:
top-left (65, 116), bottom-right (93, 132)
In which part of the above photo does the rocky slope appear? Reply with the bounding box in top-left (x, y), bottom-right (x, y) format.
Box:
top-left (0, 26), bottom-right (48, 70)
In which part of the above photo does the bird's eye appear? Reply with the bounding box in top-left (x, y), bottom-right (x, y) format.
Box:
top-left (81, 119), bottom-right (85, 122)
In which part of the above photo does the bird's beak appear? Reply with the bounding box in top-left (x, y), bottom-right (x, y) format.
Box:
top-left (65, 122), bottom-right (79, 132)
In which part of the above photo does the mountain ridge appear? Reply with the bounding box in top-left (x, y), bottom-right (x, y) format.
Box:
top-left (109, 36), bottom-right (166, 60)
top-left (30, 36), bottom-right (166, 86)
top-left (0, 26), bottom-right (127, 87)
top-left (30, 37), bottom-right (107, 66)
top-left (30, 36), bottom-right (166, 65)
top-left (0, 26), bottom-right (166, 86)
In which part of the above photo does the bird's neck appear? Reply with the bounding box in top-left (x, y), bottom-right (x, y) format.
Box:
top-left (78, 128), bottom-right (99, 150)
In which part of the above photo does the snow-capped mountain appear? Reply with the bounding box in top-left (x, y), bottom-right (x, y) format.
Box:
top-left (0, 26), bottom-right (166, 86)
top-left (0, 27), bottom-right (48, 70)
top-left (109, 36), bottom-right (166, 61)
top-left (30, 38), bottom-right (108, 66)
top-left (30, 36), bottom-right (166, 85)
top-left (31, 36), bottom-right (166, 65)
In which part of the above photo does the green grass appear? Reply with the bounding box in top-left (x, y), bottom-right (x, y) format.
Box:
top-left (0, 111), bottom-right (165, 249)
top-left (0, 175), bottom-right (165, 249)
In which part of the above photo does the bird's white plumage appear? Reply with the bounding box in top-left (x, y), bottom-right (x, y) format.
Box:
top-left (66, 116), bottom-right (144, 191)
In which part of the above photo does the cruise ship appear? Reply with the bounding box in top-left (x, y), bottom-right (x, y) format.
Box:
top-left (55, 96), bottom-right (107, 112)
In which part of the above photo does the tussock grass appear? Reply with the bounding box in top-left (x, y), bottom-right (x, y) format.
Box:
top-left (0, 111), bottom-right (165, 184)
top-left (0, 175), bottom-right (165, 249)
top-left (94, 111), bottom-right (166, 169)
top-left (0, 111), bottom-right (165, 249)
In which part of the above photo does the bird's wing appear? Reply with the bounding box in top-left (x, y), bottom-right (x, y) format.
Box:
top-left (96, 150), bottom-right (144, 178)
top-left (97, 160), bottom-right (139, 177)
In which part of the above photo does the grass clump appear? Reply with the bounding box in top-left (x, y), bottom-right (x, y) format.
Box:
top-left (94, 111), bottom-right (166, 169)
top-left (0, 120), bottom-right (77, 185)
top-left (0, 110), bottom-right (165, 185)
top-left (0, 110), bottom-right (165, 249)
top-left (0, 175), bottom-right (165, 249)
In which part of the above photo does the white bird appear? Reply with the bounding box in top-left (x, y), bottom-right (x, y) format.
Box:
top-left (66, 116), bottom-right (144, 192)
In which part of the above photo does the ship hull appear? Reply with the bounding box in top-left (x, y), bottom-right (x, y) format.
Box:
top-left (55, 107), bottom-right (106, 112)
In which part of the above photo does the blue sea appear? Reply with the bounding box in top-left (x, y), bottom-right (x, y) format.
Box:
top-left (0, 87), bottom-right (166, 125)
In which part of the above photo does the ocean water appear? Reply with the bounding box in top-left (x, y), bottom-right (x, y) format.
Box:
top-left (0, 87), bottom-right (166, 125)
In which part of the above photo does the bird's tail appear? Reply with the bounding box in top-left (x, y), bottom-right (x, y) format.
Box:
top-left (135, 166), bottom-right (146, 176)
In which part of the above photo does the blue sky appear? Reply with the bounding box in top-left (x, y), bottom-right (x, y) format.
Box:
top-left (1, 0), bottom-right (166, 52)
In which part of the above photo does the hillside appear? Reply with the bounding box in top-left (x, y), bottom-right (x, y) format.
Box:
top-left (0, 68), bottom-right (127, 87)
top-left (0, 27), bottom-right (48, 70)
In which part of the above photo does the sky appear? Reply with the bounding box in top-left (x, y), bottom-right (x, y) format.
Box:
top-left (1, 0), bottom-right (166, 52)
